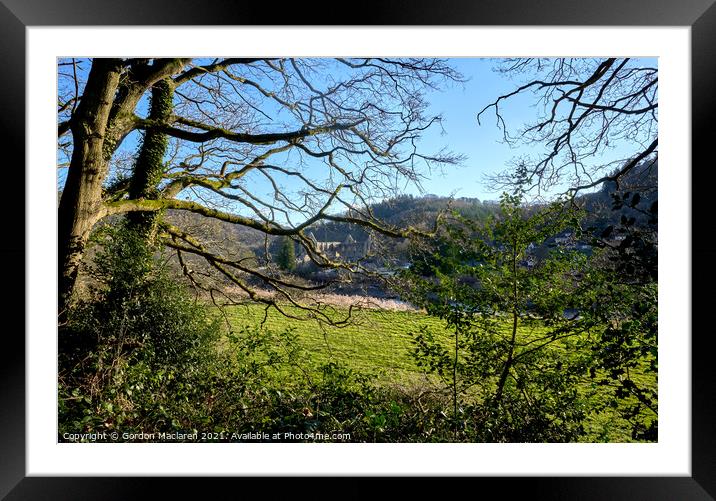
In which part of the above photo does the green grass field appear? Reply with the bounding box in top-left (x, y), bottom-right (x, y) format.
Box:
top-left (224, 304), bottom-right (446, 382)
top-left (223, 303), bottom-right (657, 442)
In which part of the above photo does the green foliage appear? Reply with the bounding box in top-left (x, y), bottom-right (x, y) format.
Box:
top-left (275, 236), bottom-right (297, 272)
top-left (126, 78), bottom-right (174, 237)
top-left (573, 256), bottom-right (658, 440)
top-left (569, 184), bottom-right (659, 440)
top-left (58, 222), bottom-right (455, 442)
top-left (59, 220), bottom-right (223, 436)
top-left (58, 207), bottom-right (656, 443)
top-left (400, 193), bottom-right (654, 442)
top-left (216, 326), bottom-right (457, 442)
top-left (223, 303), bottom-right (654, 442)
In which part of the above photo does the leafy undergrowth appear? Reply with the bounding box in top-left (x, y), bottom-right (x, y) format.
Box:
top-left (223, 303), bottom-right (657, 443)
top-left (59, 220), bottom-right (656, 443)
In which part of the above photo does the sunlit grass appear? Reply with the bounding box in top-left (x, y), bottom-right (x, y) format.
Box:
top-left (222, 303), bottom-right (657, 442)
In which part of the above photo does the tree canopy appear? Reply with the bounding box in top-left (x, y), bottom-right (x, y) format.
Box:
top-left (57, 58), bottom-right (464, 319)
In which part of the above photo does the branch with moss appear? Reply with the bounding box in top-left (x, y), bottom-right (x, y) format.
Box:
top-left (135, 116), bottom-right (366, 146)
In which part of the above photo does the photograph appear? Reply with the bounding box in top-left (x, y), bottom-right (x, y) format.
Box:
top-left (2, 2), bottom-right (711, 494)
top-left (56, 56), bottom-right (659, 444)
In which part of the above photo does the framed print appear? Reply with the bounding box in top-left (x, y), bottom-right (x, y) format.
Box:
top-left (2, 0), bottom-right (715, 498)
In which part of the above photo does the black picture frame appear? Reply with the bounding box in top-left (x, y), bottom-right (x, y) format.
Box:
top-left (2, 1), bottom-right (714, 498)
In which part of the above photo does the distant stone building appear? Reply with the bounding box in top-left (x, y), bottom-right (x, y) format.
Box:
top-left (299, 232), bottom-right (371, 263)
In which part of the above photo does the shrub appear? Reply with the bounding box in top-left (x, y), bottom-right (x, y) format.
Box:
top-left (58, 220), bottom-right (222, 437)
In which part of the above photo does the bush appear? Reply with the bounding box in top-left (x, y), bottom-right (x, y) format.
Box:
top-left (58, 220), bottom-right (222, 437)
top-left (220, 326), bottom-right (459, 442)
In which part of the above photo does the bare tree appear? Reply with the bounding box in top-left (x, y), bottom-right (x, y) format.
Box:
top-left (477, 58), bottom-right (657, 196)
top-left (57, 58), bottom-right (464, 320)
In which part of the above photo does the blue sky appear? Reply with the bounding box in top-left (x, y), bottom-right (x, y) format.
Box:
top-left (58, 58), bottom-right (656, 207)
top-left (416, 58), bottom-right (535, 200)
top-left (406, 58), bottom-right (655, 200)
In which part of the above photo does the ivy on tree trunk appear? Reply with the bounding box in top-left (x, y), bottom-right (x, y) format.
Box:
top-left (127, 78), bottom-right (174, 242)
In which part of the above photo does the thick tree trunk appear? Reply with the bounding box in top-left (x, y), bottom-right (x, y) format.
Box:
top-left (58, 59), bottom-right (124, 316)
top-left (58, 59), bottom-right (189, 316)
